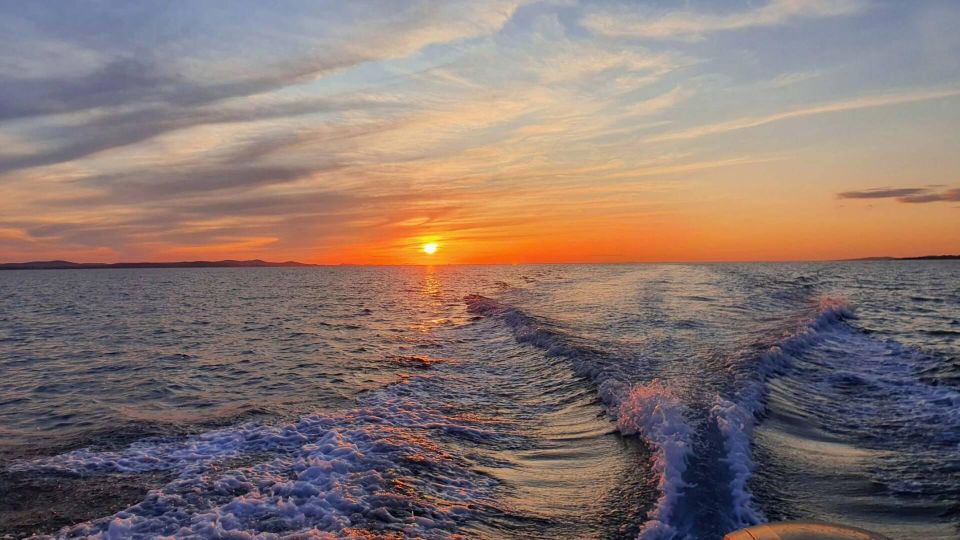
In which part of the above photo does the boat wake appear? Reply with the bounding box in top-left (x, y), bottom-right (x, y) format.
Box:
top-left (711, 297), bottom-right (855, 529)
top-left (467, 294), bottom-right (695, 539)
top-left (466, 293), bottom-right (861, 539)
top-left (617, 382), bottom-right (693, 540)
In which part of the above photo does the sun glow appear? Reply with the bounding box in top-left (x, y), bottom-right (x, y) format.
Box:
top-left (422, 242), bottom-right (438, 255)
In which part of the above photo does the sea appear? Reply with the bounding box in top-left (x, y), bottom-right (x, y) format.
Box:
top-left (0, 262), bottom-right (958, 539)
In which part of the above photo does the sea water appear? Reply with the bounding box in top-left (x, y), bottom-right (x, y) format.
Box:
top-left (1, 263), bottom-right (958, 538)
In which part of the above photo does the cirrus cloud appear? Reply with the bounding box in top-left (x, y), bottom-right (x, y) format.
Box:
top-left (582, 0), bottom-right (868, 41)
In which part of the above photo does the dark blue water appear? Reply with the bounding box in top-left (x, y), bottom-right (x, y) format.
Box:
top-left (1, 263), bottom-right (958, 538)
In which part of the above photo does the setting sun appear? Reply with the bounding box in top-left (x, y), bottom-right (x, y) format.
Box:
top-left (422, 242), bottom-right (438, 255)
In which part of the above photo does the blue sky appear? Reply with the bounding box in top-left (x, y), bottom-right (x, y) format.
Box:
top-left (1, 1), bottom-right (958, 262)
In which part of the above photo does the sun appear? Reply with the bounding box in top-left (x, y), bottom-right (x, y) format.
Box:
top-left (422, 242), bottom-right (438, 255)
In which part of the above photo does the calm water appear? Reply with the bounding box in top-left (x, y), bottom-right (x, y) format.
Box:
top-left (0, 263), bottom-right (958, 539)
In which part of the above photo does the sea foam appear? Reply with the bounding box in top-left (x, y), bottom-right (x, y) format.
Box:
top-left (618, 381), bottom-right (692, 540)
top-left (11, 379), bottom-right (502, 539)
top-left (466, 294), bottom-right (695, 539)
top-left (710, 296), bottom-right (854, 528)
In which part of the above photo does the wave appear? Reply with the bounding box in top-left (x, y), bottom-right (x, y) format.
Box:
top-left (710, 296), bottom-right (854, 528)
top-left (465, 294), bottom-right (617, 393)
top-left (618, 382), bottom-right (693, 540)
top-left (465, 293), bottom-right (871, 537)
top-left (466, 294), bottom-right (694, 539)
top-left (9, 377), bottom-right (506, 538)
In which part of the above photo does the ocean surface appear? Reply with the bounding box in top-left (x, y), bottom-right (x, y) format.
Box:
top-left (0, 263), bottom-right (958, 539)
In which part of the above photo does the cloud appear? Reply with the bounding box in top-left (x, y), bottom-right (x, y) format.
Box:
top-left (624, 86), bottom-right (695, 117)
top-left (0, 97), bottom-right (401, 176)
top-left (838, 187), bottom-right (960, 203)
top-left (3, 1), bottom-right (958, 263)
top-left (647, 86), bottom-right (960, 143)
top-left (0, 0), bottom-right (530, 188)
top-left (3, 184), bottom-right (432, 261)
top-left (583, 0), bottom-right (868, 40)
top-left (0, 1), bottom-right (524, 121)
top-left (760, 70), bottom-right (823, 89)
top-left (899, 189), bottom-right (960, 203)
top-left (836, 188), bottom-right (926, 199)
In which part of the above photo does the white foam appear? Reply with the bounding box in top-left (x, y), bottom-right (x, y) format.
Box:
top-left (12, 383), bottom-right (502, 538)
top-left (711, 296), bottom-right (854, 528)
top-left (468, 295), bottom-right (696, 539)
top-left (711, 397), bottom-right (762, 528)
top-left (618, 381), bottom-right (693, 540)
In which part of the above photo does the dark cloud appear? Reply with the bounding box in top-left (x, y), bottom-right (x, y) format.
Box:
top-left (45, 122), bottom-right (384, 204)
top-left (899, 188), bottom-right (960, 203)
top-left (8, 186), bottom-right (425, 253)
top-left (0, 96), bottom-right (399, 175)
top-left (2, 57), bottom-right (172, 121)
top-left (0, 0), bottom-right (503, 175)
top-left (58, 164), bottom-right (339, 208)
top-left (837, 187), bottom-right (960, 204)
top-left (0, 54), bottom-right (366, 123)
top-left (173, 191), bottom-right (358, 219)
top-left (0, 0), bottom-right (435, 123)
top-left (836, 188), bottom-right (927, 199)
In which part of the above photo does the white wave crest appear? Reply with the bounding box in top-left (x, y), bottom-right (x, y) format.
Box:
top-left (468, 294), bottom-right (696, 539)
top-left (711, 296), bottom-right (854, 528)
top-left (11, 392), bottom-right (501, 538)
top-left (618, 381), bottom-right (693, 540)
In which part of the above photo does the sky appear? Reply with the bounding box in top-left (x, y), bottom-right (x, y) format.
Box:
top-left (0, 0), bottom-right (958, 264)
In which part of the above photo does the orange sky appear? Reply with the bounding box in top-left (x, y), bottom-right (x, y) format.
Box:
top-left (1, 1), bottom-right (958, 264)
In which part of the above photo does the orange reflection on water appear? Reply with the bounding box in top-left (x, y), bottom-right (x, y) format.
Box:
top-left (377, 424), bottom-right (453, 463)
top-left (421, 265), bottom-right (441, 297)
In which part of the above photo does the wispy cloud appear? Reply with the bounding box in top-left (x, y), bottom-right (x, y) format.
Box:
top-left (760, 70), bottom-right (823, 89)
top-left (0, 97), bottom-right (401, 175)
top-left (647, 86), bottom-right (960, 143)
top-left (583, 0), bottom-right (868, 40)
top-left (838, 187), bottom-right (960, 203)
top-left (0, 1), bottom-right (525, 121)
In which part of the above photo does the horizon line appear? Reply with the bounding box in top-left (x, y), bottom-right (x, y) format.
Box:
top-left (2, 255), bottom-right (958, 269)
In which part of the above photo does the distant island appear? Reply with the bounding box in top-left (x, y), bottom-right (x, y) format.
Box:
top-left (846, 255), bottom-right (960, 261)
top-left (0, 259), bottom-right (318, 270)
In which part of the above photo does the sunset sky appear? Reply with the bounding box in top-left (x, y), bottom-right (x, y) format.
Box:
top-left (1, 0), bottom-right (958, 264)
